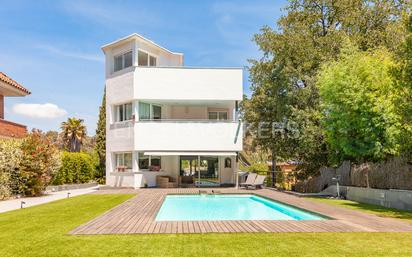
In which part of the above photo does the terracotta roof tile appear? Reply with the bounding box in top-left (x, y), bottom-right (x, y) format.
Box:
top-left (0, 72), bottom-right (31, 94)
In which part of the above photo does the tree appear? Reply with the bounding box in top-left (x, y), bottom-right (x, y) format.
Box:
top-left (396, 13), bottom-right (412, 155)
top-left (95, 87), bottom-right (106, 180)
top-left (61, 118), bottom-right (87, 152)
top-left (318, 44), bottom-right (402, 163)
top-left (243, 64), bottom-right (298, 186)
top-left (247, 0), bottom-right (408, 177)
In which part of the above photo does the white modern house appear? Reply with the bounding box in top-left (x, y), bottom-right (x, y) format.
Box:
top-left (103, 33), bottom-right (243, 188)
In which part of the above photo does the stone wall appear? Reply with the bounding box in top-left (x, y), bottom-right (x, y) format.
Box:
top-left (322, 185), bottom-right (412, 211)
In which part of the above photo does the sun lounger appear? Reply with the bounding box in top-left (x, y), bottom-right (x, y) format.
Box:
top-left (247, 175), bottom-right (266, 190)
top-left (240, 173), bottom-right (257, 188)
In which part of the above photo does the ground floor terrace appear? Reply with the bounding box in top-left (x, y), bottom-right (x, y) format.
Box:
top-left (70, 188), bottom-right (412, 235)
top-left (107, 153), bottom-right (238, 188)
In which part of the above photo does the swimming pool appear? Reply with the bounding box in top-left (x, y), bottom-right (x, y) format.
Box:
top-left (155, 194), bottom-right (326, 221)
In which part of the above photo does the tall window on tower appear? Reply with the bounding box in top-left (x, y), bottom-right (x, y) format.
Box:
top-left (114, 51), bottom-right (132, 72)
top-left (138, 50), bottom-right (157, 67)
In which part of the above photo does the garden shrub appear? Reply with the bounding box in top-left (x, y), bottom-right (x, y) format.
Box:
top-left (54, 152), bottom-right (96, 185)
top-left (248, 162), bottom-right (269, 173)
top-left (0, 139), bottom-right (23, 199)
top-left (19, 130), bottom-right (61, 196)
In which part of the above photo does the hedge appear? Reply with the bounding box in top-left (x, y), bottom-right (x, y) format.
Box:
top-left (53, 152), bottom-right (96, 185)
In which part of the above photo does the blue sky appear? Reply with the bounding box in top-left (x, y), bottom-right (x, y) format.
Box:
top-left (0, 0), bottom-right (287, 134)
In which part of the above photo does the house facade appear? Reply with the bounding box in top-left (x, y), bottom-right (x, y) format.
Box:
top-left (103, 34), bottom-right (243, 188)
top-left (0, 72), bottom-right (31, 138)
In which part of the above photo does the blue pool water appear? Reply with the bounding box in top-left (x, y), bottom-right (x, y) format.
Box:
top-left (155, 194), bottom-right (326, 221)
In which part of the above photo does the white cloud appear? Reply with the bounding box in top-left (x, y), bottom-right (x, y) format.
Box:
top-left (12, 103), bottom-right (67, 119)
top-left (35, 44), bottom-right (103, 62)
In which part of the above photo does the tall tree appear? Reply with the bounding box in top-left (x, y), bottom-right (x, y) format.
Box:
top-left (60, 118), bottom-right (87, 152)
top-left (247, 0), bottom-right (407, 177)
top-left (398, 14), bottom-right (412, 155)
top-left (318, 44), bottom-right (402, 163)
top-left (95, 87), bottom-right (106, 178)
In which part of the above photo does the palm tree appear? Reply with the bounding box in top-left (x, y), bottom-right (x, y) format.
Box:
top-left (60, 118), bottom-right (87, 152)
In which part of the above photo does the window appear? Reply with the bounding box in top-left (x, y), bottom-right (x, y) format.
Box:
top-left (139, 102), bottom-right (151, 120)
top-left (113, 51), bottom-right (133, 72)
top-left (208, 111), bottom-right (228, 120)
top-left (138, 152), bottom-right (149, 170)
top-left (114, 55), bottom-right (123, 72)
top-left (152, 105), bottom-right (161, 120)
top-left (138, 50), bottom-right (157, 67)
top-left (149, 56), bottom-right (157, 66)
top-left (124, 51), bottom-right (133, 68)
top-left (115, 152), bottom-right (132, 170)
top-left (150, 156), bottom-right (161, 170)
top-left (115, 103), bottom-right (133, 122)
top-left (224, 157), bottom-right (232, 168)
top-left (218, 112), bottom-right (228, 120)
top-left (138, 152), bottom-right (161, 170)
top-left (139, 102), bottom-right (162, 120)
top-left (138, 50), bottom-right (148, 66)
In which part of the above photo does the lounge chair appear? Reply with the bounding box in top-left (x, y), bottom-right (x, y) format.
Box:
top-left (240, 173), bottom-right (257, 188)
top-left (247, 175), bottom-right (266, 190)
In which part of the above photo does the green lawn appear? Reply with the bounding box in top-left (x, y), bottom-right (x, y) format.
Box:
top-left (307, 197), bottom-right (412, 223)
top-left (1, 194), bottom-right (412, 257)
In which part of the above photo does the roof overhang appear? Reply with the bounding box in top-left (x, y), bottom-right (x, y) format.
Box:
top-left (0, 80), bottom-right (30, 96)
top-left (144, 151), bottom-right (237, 156)
top-left (101, 33), bottom-right (183, 56)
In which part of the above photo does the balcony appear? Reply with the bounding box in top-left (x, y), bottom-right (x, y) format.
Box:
top-left (133, 67), bottom-right (243, 101)
top-left (134, 120), bottom-right (242, 151)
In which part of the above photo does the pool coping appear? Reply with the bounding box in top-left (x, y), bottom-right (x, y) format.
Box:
top-left (69, 188), bottom-right (412, 234)
top-left (157, 193), bottom-right (332, 221)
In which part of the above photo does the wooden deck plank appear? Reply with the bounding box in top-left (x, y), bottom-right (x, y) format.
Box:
top-left (70, 188), bottom-right (412, 235)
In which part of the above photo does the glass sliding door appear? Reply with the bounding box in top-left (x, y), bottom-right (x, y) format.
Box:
top-left (179, 156), bottom-right (219, 187)
top-left (198, 157), bottom-right (219, 187)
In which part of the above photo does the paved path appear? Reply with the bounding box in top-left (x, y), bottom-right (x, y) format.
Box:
top-left (0, 186), bottom-right (99, 213)
top-left (70, 188), bottom-right (412, 234)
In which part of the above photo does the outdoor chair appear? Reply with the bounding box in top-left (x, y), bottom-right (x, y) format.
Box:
top-left (247, 175), bottom-right (266, 190)
top-left (240, 173), bottom-right (257, 188)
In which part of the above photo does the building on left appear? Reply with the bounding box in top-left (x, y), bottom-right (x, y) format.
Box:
top-left (0, 72), bottom-right (31, 138)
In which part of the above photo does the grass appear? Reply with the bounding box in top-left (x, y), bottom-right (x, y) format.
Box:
top-left (307, 197), bottom-right (412, 223)
top-left (0, 194), bottom-right (411, 257)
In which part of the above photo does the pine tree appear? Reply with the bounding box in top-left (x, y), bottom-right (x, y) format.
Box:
top-left (95, 86), bottom-right (106, 181)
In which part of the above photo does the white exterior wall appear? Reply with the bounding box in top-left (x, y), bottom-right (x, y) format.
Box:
top-left (104, 34), bottom-right (242, 188)
top-left (134, 121), bottom-right (242, 151)
top-left (134, 67), bottom-right (242, 101)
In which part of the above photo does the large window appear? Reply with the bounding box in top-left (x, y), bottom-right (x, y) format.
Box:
top-left (138, 152), bottom-right (161, 171)
top-left (138, 102), bottom-right (151, 120)
top-left (152, 105), bottom-right (161, 120)
top-left (114, 51), bottom-right (133, 72)
top-left (208, 111), bottom-right (228, 120)
top-left (115, 152), bottom-right (132, 171)
top-left (115, 103), bottom-right (133, 122)
top-left (138, 102), bottom-right (162, 120)
top-left (138, 50), bottom-right (157, 67)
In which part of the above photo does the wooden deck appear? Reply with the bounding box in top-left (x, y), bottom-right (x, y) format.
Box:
top-left (70, 188), bottom-right (412, 235)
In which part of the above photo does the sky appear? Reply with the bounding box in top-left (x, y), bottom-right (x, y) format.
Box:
top-left (0, 0), bottom-right (287, 134)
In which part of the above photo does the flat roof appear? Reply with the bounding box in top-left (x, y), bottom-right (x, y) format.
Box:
top-left (101, 33), bottom-right (183, 56)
